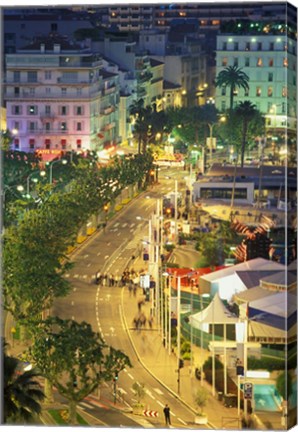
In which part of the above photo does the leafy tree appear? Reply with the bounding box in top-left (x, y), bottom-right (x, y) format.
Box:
top-left (3, 341), bottom-right (44, 424)
top-left (132, 382), bottom-right (146, 404)
top-left (276, 371), bottom-right (293, 401)
top-left (194, 386), bottom-right (209, 415)
top-left (28, 317), bottom-right (131, 425)
top-left (1, 130), bottom-right (13, 151)
top-left (215, 66), bottom-right (249, 111)
top-left (234, 101), bottom-right (265, 167)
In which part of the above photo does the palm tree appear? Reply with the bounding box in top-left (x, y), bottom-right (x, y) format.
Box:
top-left (234, 101), bottom-right (264, 167)
top-left (3, 343), bottom-right (44, 424)
top-left (215, 66), bottom-right (249, 111)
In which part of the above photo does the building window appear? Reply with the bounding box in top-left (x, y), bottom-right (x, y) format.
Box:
top-left (244, 88), bottom-right (249, 97)
top-left (61, 88), bottom-right (67, 95)
top-left (233, 58), bottom-right (238, 67)
top-left (282, 102), bottom-right (286, 113)
top-left (267, 102), bottom-right (272, 112)
top-left (14, 121), bottom-right (20, 131)
top-left (245, 42), bottom-right (250, 51)
top-left (76, 122), bottom-right (82, 131)
top-left (221, 87), bottom-right (226, 96)
top-left (257, 58), bottom-right (263, 67)
top-left (76, 106), bottom-right (83, 115)
top-left (268, 72), bottom-right (273, 82)
top-left (45, 139), bottom-right (51, 149)
top-left (51, 23), bottom-right (58, 31)
top-left (222, 42), bottom-right (227, 50)
top-left (77, 88), bottom-right (82, 96)
top-left (29, 138), bottom-right (35, 149)
top-left (282, 87), bottom-right (288, 97)
top-left (234, 42), bottom-right (239, 51)
top-left (13, 71), bottom-right (20, 82)
top-left (29, 88), bottom-right (35, 96)
top-left (46, 87), bottom-right (51, 95)
top-left (14, 138), bottom-right (19, 149)
top-left (283, 58), bottom-right (288, 67)
top-left (222, 57), bottom-right (228, 66)
top-left (76, 139), bottom-right (82, 149)
top-left (257, 42), bottom-right (262, 50)
top-left (12, 105), bottom-right (21, 115)
top-left (221, 100), bottom-right (226, 111)
top-left (268, 87), bottom-right (273, 97)
top-left (45, 122), bottom-right (51, 131)
top-left (14, 87), bottom-right (20, 96)
top-left (28, 105), bottom-right (37, 115)
top-left (61, 106), bottom-right (67, 115)
top-left (27, 71), bottom-right (37, 83)
top-left (45, 71), bottom-right (52, 79)
top-left (245, 57), bottom-right (250, 67)
top-left (45, 105), bottom-right (51, 115)
top-left (61, 122), bottom-right (67, 131)
top-left (61, 139), bottom-right (67, 149)
top-left (270, 42), bottom-right (274, 50)
top-left (256, 87), bottom-right (261, 97)
top-left (29, 122), bottom-right (36, 131)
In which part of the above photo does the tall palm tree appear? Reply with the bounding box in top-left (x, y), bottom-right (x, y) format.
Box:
top-left (215, 66), bottom-right (249, 111)
top-left (234, 101), bottom-right (264, 167)
top-left (3, 343), bottom-right (44, 424)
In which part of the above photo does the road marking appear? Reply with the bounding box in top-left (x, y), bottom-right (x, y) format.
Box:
top-left (122, 223), bottom-right (128, 228)
top-left (153, 388), bottom-right (163, 395)
top-left (82, 275), bottom-right (87, 279)
top-left (118, 387), bottom-right (127, 395)
top-left (87, 263), bottom-right (91, 267)
top-left (127, 373), bottom-right (134, 380)
top-left (73, 287), bottom-right (77, 292)
top-left (156, 400), bottom-right (164, 408)
top-left (145, 389), bottom-right (156, 400)
top-left (104, 255), bottom-right (109, 260)
top-left (71, 301), bottom-right (74, 306)
top-left (117, 232), bottom-right (121, 236)
top-left (130, 223), bottom-right (135, 228)
top-left (74, 274), bottom-right (79, 278)
top-left (114, 223), bottom-right (119, 227)
top-left (72, 316), bottom-right (75, 320)
top-left (80, 401), bottom-right (94, 410)
top-left (97, 252), bottom-right (101, 256)
top-left (65, 273), bottom-right (70, 278)
top-left (178, 418), bottom-right (187, 425)
top-left (107, 242), bottom-right (111, 246)
top-left (83, 254), bottom-right (89, 259)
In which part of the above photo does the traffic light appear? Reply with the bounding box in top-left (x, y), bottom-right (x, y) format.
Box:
top-left (114, 372), bottom-right (118, 381)
top-left (166, 207), bottom-right (171, 217)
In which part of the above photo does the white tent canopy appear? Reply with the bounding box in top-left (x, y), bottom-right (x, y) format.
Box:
top-left (190, 292), bottom-right (239, 330)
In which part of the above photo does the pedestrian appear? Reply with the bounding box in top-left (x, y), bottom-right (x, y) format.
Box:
top-left (163, 404), bottom-right (171, 426)
top-left (137, 299), bottom-right (144, 312)
top-left (148, 315), bottom-right (153, 329)
top-left (95, 271), bottom-right (101, 285)
top-left (133, 285), bottom-right (137, 297)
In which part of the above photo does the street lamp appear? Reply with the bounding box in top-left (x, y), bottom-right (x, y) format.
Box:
top-left (26, 170), bottom-right (46, 196)
top-left (48, 158), bottom-right (68, 184)
top-left (3, 184), bottom-right (24, 204)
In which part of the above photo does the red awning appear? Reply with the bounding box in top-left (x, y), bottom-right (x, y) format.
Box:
top-left (97, 133), bottom-right (104, 139)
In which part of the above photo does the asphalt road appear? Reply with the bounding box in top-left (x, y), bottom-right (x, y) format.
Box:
top-left (51, 168), bottom-right (203, 428)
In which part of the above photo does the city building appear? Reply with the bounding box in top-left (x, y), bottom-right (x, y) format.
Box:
top-left (109, 5), bottom-right (154, 32)
top-left (4, 35), bottom-right (120, 154)
top-left (215, 29), bottom-right (297, 139)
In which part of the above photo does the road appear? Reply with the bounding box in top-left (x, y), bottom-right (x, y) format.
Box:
top-left (52, 168), bottom-right (203, 428)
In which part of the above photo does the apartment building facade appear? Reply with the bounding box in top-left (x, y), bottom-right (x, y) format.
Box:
top-left (215, 32), bottom-right (297, 134)
top-left (4, 37), bottom-right (120, 154)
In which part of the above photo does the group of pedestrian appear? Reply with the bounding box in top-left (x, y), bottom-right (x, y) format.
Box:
top-left (95, 271), bottom-right (121, 287)
top-left (133, 311), bottom-right (154, 330)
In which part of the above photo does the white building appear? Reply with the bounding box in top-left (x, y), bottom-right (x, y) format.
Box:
top-left (4, 36), bottom-right (120, 154)
top-left (215, 33), bottom-right (297, 134)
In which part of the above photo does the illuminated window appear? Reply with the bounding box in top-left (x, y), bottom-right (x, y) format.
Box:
top-left (267, 87), bottom-right (273, 97)
top-left (61, 139), bottom-right (67, 149)
top-left (76, 139), bottom-right (82, 148)
top-left (45, 139), bottom-right (51, 149)
top-left (257, 58), bottom-right (263, 67)
top-left (283, 58), bottom-right (288, 67)
top-left (212, 20), bottom-right (220, 25)
top-left (200, 20), bottom-right (207, 26)
top-left (282, 87), bottom-right (288, 97)
top-left (256, 87), bottom-right (261, 97)
top-left (222, 57), bottom-right (228, 66)
top-left (268, 58), bottom-right (274, 67)
top-left (29, 139), bottom-right (35, 149)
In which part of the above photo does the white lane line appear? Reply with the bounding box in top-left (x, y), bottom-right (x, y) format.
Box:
top-left (130, 223), bottom-right (135, 228)
top-left (114, 222), bottom-right (119, 227)
top-left (65, 274), bottom-right (70, 278)
top-left (83, 254), bottom-right (89, 259)
top-left (145, 389), bottom-right (156, 400)
top-left (97, 252), bottom-right (101, 256)
top-left (72, 316), bottom-right (75, 320)
top-left (127, 373), bottom-right (134, 380)
top-left (80, 402), bottom-right (94, 410)
top-left (178, 418), bottom-right (187, 425)
top-left (83, 275), bottom-right (87, 279)
top-left (122, 223), bottom-right (128, 228)
top-left (104, 255), bottom-right (109, 259)
top-left (73, 287), bottom-right (77, 292)
top-left (154, 388), bottom-right (163, 395)
top-left (74, 274), bottom-right (79, 278)
top-left (118, 387), bottom-right (127, 395)
top-left (71, 301), bottom-right (74, 306)
top-left (156, 400), bottom-right (164, 408)
top-left (87, 263), bottom-right (91, 267)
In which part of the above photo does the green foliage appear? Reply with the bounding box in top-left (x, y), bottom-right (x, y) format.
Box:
top-left (215, 66), bottom-right (249, 111)
top-left (194, 386), bottom-right (209, 414)
top-left (164, 243), bottom-right (176, 253)
top-left (48, 409), bottom-right (88, 425)
top-left (181, 340), bottom-right (191, 355)
top-left (27, 317), bottom-right (131, 423)
top-left (276, 371), bottom-right (293, 401)
top-left (132, 382), bottom-right (146, 403)
top-left (247, 356), bottom-right (289, 371)
top-left (3, 340), bottom-right (44, 424)
top-left (203, 356), bottom-right (224, 371)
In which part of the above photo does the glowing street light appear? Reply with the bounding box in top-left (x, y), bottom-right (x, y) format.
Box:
top-left (48, 158), bottom-right (68, 184)
top-left (26, 170), bottom-right (46, 196)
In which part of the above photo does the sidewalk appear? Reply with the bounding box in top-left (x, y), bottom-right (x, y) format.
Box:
top-left (121, 256), bottom-right (270, 430)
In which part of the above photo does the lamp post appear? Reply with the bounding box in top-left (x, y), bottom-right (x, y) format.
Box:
top-left (49, 158), bottom-right (68, 184)
top-left (26, 170), bottom-right (46, 196)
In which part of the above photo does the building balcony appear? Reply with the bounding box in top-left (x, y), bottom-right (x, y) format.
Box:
top-left (101, 122), bottom-right (116, 132)
top-left (40, 113), bottom-right (57, 121)
top-left (103, 86), bottom-right (116, 95)
top-left (5, 90), bottom-right (101, 100)
top-left (27, 128), bottom-right (69, 134)
top-left (101, 106), bottom-right (115, 115)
